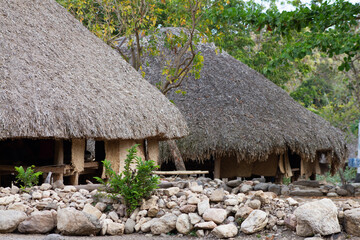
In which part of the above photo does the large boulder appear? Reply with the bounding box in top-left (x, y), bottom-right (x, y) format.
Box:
top-left (83, 203), bottom-right (102, 219)
top-left (18, 210), bottom-right (56, 234)
top-left (197, 198), bottom-right (210, 216)
top-left (203, 208), bottom-right (227, 224)
top-left (57, 208), bottom-right (101, 235)
top-left (0, 210), bottom-right (27, 233)
top-left (344, 208), bottom-right (360, 236)
top-left (212, 223), bottom-right (238, 238)
top-left (150, 213), bottom-right (178, 235)
top-left (293, 199), bottom-right (340, 237)
top-left (210, 188), bottom-right (225, 202)
top-left (106, 222), bottom-right (124, 235)
top-left (176, 214), bottom-right (192, 234)
top-left (241, 210), bottom-right (268, 234)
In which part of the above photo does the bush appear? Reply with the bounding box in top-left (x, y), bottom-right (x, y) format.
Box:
top-left (95, 144), bottom-right (160, 214)
top-left (14, 165), bottom-right (43, 189)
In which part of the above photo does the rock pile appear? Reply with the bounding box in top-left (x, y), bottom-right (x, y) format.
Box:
top-left (0, 177), bottom-right (360, 238)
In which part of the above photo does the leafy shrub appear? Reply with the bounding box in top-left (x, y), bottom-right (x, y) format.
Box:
top-left (95, 144), bottom-right (160, 214)
top-left (14, 165), bottom-right (43, 189)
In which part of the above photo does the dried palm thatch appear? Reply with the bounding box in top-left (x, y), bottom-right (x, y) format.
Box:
top-left (142, 28), bottom-right (347, 171)
top-left (0, 1), bottom-right (188, 141)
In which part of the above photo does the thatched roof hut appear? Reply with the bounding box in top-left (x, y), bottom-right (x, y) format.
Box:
top-left (0, 2), bottom-right (187, 185)
top-left (142, 28), bottom-right (347, 180)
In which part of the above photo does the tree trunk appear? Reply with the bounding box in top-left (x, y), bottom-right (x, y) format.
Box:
top-left (167, 140), bottom-right (186, 171)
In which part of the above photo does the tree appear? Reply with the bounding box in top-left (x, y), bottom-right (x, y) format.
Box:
top-left (57, 0), bottom-right (223, 170)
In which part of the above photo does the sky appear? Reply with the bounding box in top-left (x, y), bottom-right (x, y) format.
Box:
top-left (254, 0), bottom-right (360, 12)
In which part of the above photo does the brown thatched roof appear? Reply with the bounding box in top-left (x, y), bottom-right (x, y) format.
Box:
top-left (142, 28), bottom-right (347, 169)
top-left (0, 1), bottom-right (188, 140)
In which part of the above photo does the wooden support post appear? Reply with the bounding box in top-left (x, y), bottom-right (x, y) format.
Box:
top-left (104, 140), bottom-right (121, 174)
top-left (214, 158), bottom-right (221, 179)
top-left (147, 140), bottom-right (159, 164)
top-left (69, 139), bottom-right (85, 185)
top-left (53, 140), bottom-right (64, 182)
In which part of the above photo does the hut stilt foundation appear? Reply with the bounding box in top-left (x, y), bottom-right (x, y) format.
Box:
top-left (214, 158), bottom-right (221, 179)
top-left (70, 139), bottom-right (85, 185)
top-left (53, 140), bottom-right (64, 182)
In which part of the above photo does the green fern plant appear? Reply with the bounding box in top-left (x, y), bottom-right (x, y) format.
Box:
top-left (94, 144), bottom-right (160, 214)
top-left (14, 165), bottom-right (43, 189)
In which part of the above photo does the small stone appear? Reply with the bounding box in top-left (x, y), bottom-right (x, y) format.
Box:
top-left (43, 234), bottom-right (65, 240)
top-left (224, 198), bottom-right (239, 206)
top-left (344, 208), bottom-right (360, 236)
top-left (146, 205), bottom-right (158, 217)
top-left (95, 202), bottom-right (107, 212)
top-left (166, 201), bottom-right (177, 209)
top-left (254, 183), bottom-right (269, 191)
top-left (40, 183), bottom-right (52, 191)
top-left (327, 192), bottom-right (339, 197)
top-left (240, 184), bottom-right (252, 193)
top-left (63, 186), bottom-right (77, 192)
top-left (268, 184), bottom-right (281, 196)
top-left (32, 191), bottom-right (42, 200)
top-left (203, 208), bottom-right (227, 224)
top-left (83, 203), bottom-right (102, 219)
top-left (176, 214), bottom-right (192, 234)
top-left (106, 222), bottom-right (124, 235)
top-left (286, 197), bottom-right (299, 206)
top-left (336, 188), bottom-right (349, 196)
top-left (248, 199), bottom-right (261, 209)
top-left (187, 196), bottom-right (200, 204)
top-left (158, 181), bottom-right (173, 188)
top-left (180, 205), bottom-right (197, 213)
top-left (188, 213), bottom-right (202, 225)
top-left (212, 223), bottom-right (238, 238)
top-left (195, 221), bottom-right (217, 229)
top-left (241, 210), bottom-right (268, 234)
top-left (124, 218), bottom-right (135, 234)
top-left (226, 179), bottom-right (242, 188)
top-left (197, 198), bottom-right (210, 216)
top-left (164, 187), bottom-right (180, 196)
top-left (210, 188), bottom-right (225, 202)
top-left (235, 206), bottom-right (253, 219)
top-left (196, 229), bottom-right (205, 237)
top-left (108, 211), bottom-right (119, 221)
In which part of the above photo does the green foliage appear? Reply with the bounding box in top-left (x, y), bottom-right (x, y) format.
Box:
top-left (94, 144), bottom-right (160, 214)
top-left (290, 76), bottom-right (333, 108)
top-left (189, 229), bottom-right (197, 237)
top-left (282, 177), bottom-right (291, 186)
top-left (317, 166), bottom-right (357, 185)
top-left (14, 165), bottom-right (43, 189)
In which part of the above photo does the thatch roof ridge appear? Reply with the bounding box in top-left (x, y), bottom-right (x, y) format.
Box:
top-left (141, 28), bottom-right (347, 168)
top-left (0, 1), bottom-right (188, 140)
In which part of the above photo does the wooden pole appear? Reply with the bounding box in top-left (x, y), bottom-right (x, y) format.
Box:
top-left (69, 139), bottom-right (85, 185)
top-left (214, 157), bottom-right (221, 179)
top-left (53, 140), bottom-right (64, 182)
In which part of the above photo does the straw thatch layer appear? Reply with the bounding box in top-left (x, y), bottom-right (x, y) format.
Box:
top-left (142, 28), bottom-right (347, 170)
top-left (0, 1), bottom-right (188, 140)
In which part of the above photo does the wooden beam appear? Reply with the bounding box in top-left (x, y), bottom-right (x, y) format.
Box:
top-left (0, 165), bottom-right (65, 174)
top-left (214, 157), bottom-right (221, 179)
top-left (153, 170), bottom-right (209, 175)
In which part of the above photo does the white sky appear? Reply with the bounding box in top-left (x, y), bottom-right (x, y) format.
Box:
top-left (254, 0), bottom-right (360, 12)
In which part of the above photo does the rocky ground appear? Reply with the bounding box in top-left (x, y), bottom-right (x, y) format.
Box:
top-left (1, 177), bottom-right (360, 239)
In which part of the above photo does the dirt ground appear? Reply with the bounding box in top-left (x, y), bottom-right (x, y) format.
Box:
top-left (1, 230), bottom-right (359, 240)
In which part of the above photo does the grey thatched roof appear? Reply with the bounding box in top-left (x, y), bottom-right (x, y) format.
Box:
top-left (142, 28), bottom-right (347, 169)
top-left (0, 1), bottom-right (188, 140)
